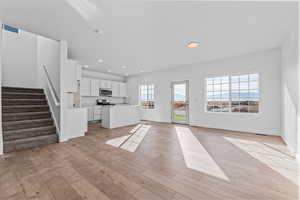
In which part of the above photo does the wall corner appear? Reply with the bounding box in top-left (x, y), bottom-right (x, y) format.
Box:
top-left (0, 21), bottom-right (3, 155)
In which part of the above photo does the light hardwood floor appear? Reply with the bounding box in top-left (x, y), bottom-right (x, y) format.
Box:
top-left (0, 121), bottom-right (298, 200)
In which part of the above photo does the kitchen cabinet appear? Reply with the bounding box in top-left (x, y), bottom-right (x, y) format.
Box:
top-left (99, 80), bottom-right (105, 89)
top-left (90, 79), bottom-right (100, 96)
top-left (87, 106), bottom-right (102, 121)
top-left (87, 107), bottom-right (94, 121)
top-left (81, 77), bottom-right (126, 97)
top-left (81, 78), bottom-right (91, 96)
top-left (100, 80), bottom-right (112, 89)
top-left (111, 82), bottom-right (120, 97)
top-left (120, 83), bottom-right (127, 97)
top-left (93, 106), bottom-right (102, 120)
top-left (111, 82), bottom-right (127, 97)
top-left (102, 105), bottom-right (140, 129)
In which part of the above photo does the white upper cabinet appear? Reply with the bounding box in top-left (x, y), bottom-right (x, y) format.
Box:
top-left (120, 83), bottom-right (127, 97)
top-left (100, 80), bottom-right (112, 89)
top-left (99, 80), bottom-right (105, 89)
top-left (111, 82), bottom-right (120, 97)
top-left (81, 77), bottom-right (126, 97)
top-left (90, 79), bottom-right (100, 96)
top-left (81, 78), bottom-right (91, 96)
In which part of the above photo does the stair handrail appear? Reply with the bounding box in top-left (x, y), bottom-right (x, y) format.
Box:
top-left (42, 65), bottom-right (60, 106)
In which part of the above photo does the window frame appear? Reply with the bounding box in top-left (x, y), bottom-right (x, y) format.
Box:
top-left (2, 24), bottom-right (20, 34)
top-left (205, 73), bottom-right (260, 115)
top-left (139, 84), bottom-right (155, 110)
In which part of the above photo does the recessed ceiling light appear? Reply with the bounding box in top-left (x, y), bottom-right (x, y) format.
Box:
top-left (98, 59), bottom-right (103, 63)
top-left (83, 65), bottom-right (89, 68)
top-left (122, 66), bottom-right (127, 69)
top-left (94, 29), bottom-right (103, 35)
top-left (187, 42), bottom-right (200, 48)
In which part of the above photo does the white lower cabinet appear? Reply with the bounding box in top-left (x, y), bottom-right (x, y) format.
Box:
top-left (87, 106), bottom-right (102, 121)
top-left (93, 107), bottom-right (102, 120)
top-left (87, 107), bottom-right (94, 121)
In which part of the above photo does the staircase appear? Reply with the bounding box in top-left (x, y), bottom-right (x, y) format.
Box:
top-left (2, 87), bottom-right (58, 153)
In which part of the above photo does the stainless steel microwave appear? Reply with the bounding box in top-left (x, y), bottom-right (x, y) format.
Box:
top-left (99, 89), bottom-right (112, 97)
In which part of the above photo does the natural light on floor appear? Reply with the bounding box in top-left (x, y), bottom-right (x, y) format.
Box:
top-left (105, 135), bottom-right (131, 147)
top-left (105, 124), bottom-right (151, 152)
top-left (175, 126), bottom-right (230, 181)
top-left (224, 137), bottom-right (299, 185)
top-left (130, 124), bottom-right (143, 134)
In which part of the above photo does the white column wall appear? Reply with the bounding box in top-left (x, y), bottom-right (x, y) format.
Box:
top-left (0, 21), bottom-right (3, 155)
top-left (281, 31), bottom-right (299, 155)
top-left (59, 40), bottom-right (69, 142)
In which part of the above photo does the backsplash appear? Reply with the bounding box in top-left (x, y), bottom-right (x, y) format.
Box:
top-left (81, 96), bottom-right (125, 107)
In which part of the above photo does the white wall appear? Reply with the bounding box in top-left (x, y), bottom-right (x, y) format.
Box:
top-left (37, 36), bottom-right (60, 96)
top-left (37, 35), bottom-right (61, 130)
top-left (281, 32), bottom-right (298, 154)
top-left (127, 48), bottom-right (281, 135)
top-left (2, 29), bottom-right (38, 88)
top-left (2, 30), bottom-right (61, 92)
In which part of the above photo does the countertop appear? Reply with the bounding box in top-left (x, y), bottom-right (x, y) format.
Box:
top-left (82, 104), bottom-right (138, 108)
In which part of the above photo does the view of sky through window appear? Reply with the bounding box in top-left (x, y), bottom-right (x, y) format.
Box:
top-left (206, 74), bottom-right (259, 113)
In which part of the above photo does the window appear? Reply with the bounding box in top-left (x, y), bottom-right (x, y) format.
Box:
top-left (140, 84), bottom-right (155, 109)
top-left (2, 24), bottom-right (19, 34)
top-left (207, 76), bottom-right (230, 112)
top-left (206, 73), bottom-right (259, 113)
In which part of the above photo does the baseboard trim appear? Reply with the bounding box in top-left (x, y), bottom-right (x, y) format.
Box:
top-left (189, 123), bottom-right (280, 136)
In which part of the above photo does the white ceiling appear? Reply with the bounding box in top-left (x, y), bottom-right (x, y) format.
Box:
top-left (0, 1), bottom-right (297, 76)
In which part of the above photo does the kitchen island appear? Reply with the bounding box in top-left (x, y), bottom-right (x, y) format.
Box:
top-left (102, 104), bottom-right (141, 129)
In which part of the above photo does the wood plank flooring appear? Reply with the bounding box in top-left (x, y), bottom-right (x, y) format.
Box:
top-left (0, 121), bottom-right (298, 200)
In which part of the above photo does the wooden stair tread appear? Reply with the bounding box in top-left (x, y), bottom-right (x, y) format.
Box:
top-left (3, 118), bottom-right (52, 125)
top-left (3, 126), bottom-right (56, 141)
top-left (3, 105), bottom-right (49, 108)
top-left (1, 86), bottom-right (58, 153)
top-left (2, 87), bottom-right (44, 93)
top-left (2, 92), bottom-right (45, 95)
top-left (3, 111), bottom-right (51, 116)
top-left (3, 134), bottom-right (58, 153)
top-left (4, 125), bottom-right (56, 134)
top-left (4, 134), bottom-right (57, 143)
top-left (2, 98), bottom-right (46, 100)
